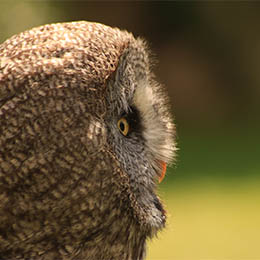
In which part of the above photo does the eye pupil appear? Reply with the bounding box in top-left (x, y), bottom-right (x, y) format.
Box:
top-left (119, 122), bottom-right (125, 132)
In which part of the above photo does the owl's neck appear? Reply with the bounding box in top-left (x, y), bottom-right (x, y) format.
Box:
top-left (0, 171), bottom-right (148, 260)
top-left (58, 201), bottom-right (148, 259)
top-left (0, 204), bottom-right (147, 260)
top-left (0, 146), bottom-right (150, 259)
top-left (75, 220), bottom-right (147, 260)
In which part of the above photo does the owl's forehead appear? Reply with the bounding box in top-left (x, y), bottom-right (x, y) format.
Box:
top-left (0, 21), bottom-right (156, 119)
top-left (0, 21), bottom-right (134, 90)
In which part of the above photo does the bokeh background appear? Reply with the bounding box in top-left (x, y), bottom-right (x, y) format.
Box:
top-left (1, 1), bottom-right (259, 259)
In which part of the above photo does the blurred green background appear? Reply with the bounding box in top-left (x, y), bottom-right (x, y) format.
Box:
top-left (1, 1), bottom-right (259, 259)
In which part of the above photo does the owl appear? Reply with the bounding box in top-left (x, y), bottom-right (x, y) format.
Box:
top-left (0, 21), bottom-right (176, 259)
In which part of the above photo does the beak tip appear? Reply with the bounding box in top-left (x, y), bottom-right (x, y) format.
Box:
top-left (159, 161), bottom-right (167, 183)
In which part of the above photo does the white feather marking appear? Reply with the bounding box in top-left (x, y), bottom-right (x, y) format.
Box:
top-left (133, 82), bottom-right (176, 168)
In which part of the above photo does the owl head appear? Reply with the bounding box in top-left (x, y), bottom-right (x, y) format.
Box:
top-left (0, 21), bottom-right (176, 259)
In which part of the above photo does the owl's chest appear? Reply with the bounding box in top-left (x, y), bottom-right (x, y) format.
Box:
top-left (77, 222), bottom-right (147, 260)
top-left (76, 199), bottom-right (147, 260)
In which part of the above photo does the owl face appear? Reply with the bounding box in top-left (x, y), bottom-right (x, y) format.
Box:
top-left (104, 38), bottom-right (176, 233)
top-left (0, 21), bottom-right (176, 258)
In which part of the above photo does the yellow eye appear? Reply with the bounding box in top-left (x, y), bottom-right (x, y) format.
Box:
top-left (117, 117), bottom-right (129, 136)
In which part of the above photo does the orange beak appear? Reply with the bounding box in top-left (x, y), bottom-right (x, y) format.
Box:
top-left (159, 161), bottom-right (167, 183)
